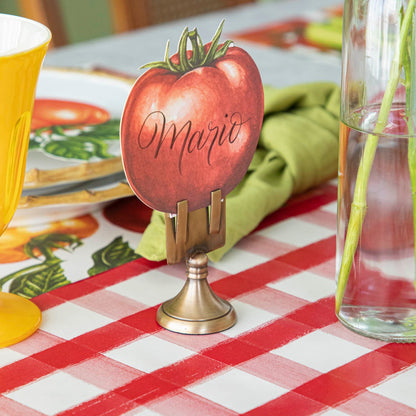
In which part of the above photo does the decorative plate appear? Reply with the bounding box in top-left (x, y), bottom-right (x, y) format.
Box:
top-left (23, 67), bottom-right (134, 192)
top-left (13, 68), bottom-right (137, 227)
top-left (14, 173), bottom-right (134, 227)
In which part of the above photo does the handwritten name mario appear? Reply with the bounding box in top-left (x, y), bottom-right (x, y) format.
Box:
top-left (136, 111), bottom-right (250, 174)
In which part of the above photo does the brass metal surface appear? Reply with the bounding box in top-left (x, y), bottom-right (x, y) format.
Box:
top-left (165, 189), bottom-right (226, 264)
top-left (157, 252), bottom-right (236, 334)
top-left (159, 190), bottom-right (236, 334)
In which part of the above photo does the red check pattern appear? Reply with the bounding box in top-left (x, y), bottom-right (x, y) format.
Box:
top-left (2, 182), bottom-right (416, 416)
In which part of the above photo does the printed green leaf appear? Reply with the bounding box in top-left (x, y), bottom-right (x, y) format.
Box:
top-left (43, 140), bottom-right (93, 160)
top-left (78, 137), bottom-right (113, 159)
top-left (8, 260), bottom-right (70, 298)
top-left (28, 137), bottom-right (42, 150)
top-left (0, 233), bottom-right (83, 298)
top-left (79, 119), bottom-right (120, 140)
top-left (29, 119), bottom-right (121, 161)
top-left (24, 233), bottom-right (83, 261)
top-left (88, 236), bottom-right (140, 276)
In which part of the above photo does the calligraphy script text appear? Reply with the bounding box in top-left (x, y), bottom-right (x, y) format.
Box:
top-left (136, 111), bottom-right (250, 174)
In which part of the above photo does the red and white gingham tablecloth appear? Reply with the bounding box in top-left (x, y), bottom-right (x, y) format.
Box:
top-left (2, 182), bottom-right (416, 416)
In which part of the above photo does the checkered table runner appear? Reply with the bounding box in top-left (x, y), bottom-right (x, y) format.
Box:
top-left (1, 182), bottom-right (416, 416)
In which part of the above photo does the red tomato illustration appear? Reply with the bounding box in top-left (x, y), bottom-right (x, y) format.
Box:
top-left (31, 99), bottom-right (110, 130)
top-left (121, 23), bottom-right (264, 213)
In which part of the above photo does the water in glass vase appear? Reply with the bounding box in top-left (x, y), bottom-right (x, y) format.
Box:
top-left (337, 106), bottom-right (416, 342)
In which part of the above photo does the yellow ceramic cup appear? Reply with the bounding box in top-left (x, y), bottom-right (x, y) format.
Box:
top-left (0, 14), bottom-right (51, 234)
top-left (0, 14), bottom-right (51, 348)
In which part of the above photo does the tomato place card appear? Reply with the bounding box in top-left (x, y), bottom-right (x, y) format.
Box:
top-left (120, 21), bottom-right (264, 214)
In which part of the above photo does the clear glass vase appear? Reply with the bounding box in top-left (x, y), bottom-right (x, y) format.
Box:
top-left (336, 0), bottom-right (416, 342)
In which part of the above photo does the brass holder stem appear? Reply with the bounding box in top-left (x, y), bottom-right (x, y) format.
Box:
top-left (156, 189), bottom-right (236, 334)
top-left (156, 252), bottom-right (236, 334)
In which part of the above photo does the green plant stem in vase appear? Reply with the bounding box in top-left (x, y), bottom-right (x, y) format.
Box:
top-left (336, 0), bottom-right (416, 313)
top-left (404, 13), bottom-right (416, 290)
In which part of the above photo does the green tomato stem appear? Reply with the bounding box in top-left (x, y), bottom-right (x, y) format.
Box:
top-left (336, 0), bottom-right (416, 313)
top-left (141, 20), bottom-right (233, 74)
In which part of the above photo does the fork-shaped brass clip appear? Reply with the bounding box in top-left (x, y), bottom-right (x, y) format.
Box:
top-left (164, 189), bottom-right (226, 264)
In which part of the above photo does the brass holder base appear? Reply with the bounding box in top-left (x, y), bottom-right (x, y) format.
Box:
top-left (157, 252), bottom-right (236, 334)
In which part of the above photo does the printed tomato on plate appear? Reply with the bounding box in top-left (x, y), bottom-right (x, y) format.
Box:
top-left (121, 21), bottom-right (264, 213)
top-left (31, 99), bottom-right (110, 130)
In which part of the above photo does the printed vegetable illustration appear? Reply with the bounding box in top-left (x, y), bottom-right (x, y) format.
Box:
top-left (29, 99), bottom-right (120, 161)
top-left (0, 228), bottom-right (139, 298)
top-left (88, 236), bottom-right (140, 275)
top-left (121, 21), bottom-right (264, 213)
top-left (31, 99), bottom-right (110, 130)
top-left (0, 233), bottom-right (81, 298)
top-left (0, 215), bottom-right (99, 263)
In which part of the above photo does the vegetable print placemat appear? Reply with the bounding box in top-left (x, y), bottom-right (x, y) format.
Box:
top-left (231, 5), bottom-right (343, 54)
top-left (0, 197), bottom-right (150, 298)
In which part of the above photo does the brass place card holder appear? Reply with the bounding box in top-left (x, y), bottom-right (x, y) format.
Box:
top-left (157, 189), bottom-right (236, 334)
top-left (120, 23), bottom-right (263, 335)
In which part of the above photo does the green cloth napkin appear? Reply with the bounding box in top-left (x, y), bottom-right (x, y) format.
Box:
top-left (137, 82), bottom-right (340, 262)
